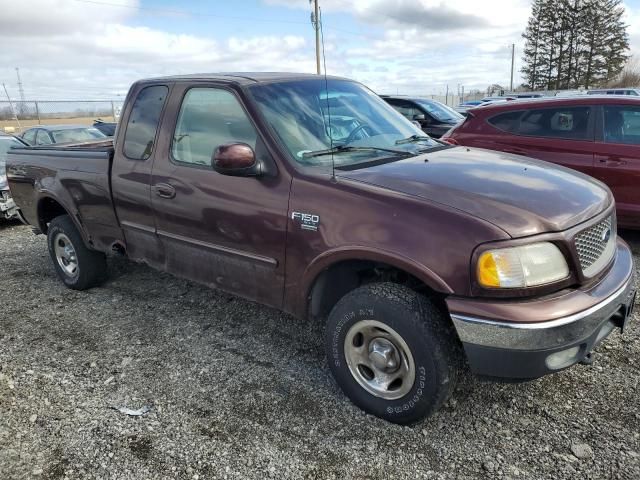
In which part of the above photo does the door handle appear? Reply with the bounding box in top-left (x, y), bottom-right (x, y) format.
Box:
top-left (153, 183), bottom-right (176, 199)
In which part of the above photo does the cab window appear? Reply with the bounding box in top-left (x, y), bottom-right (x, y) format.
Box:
top-left (387, 100), bottom-right (421, 121)
top-left (35, 130), bottom-right (53, 145)
top-left (22, 129), bottom-right (36, 145)
top-left (123, 85), bottom-right (168, 160)
top-left (171, 88), bottom-right (257, 167)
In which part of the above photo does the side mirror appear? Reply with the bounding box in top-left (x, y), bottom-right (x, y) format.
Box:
top-left (413, 114), bottom-right (426, 121)
top-left (212, 143), bottom-right (262, 177)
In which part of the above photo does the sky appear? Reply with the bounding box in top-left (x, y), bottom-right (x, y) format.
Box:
top-left (0, 0), bottom-right (639, 100)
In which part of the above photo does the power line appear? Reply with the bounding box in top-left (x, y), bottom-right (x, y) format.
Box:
top-left (72, 0), bottom-right (309, 25)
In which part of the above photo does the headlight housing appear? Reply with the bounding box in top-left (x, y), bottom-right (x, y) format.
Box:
top-left (477, 242), bottom-right (569, 288)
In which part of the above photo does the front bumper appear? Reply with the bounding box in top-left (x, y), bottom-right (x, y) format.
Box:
top-left (447, 239), bottom-right (636, 379)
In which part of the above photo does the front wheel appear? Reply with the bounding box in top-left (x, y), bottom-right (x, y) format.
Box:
top-left (325, 283), bottom-right (460, 424)
top-left (47, 215), bottom-right (107, 290)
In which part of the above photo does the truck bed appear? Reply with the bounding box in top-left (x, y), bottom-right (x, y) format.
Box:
top-left (6, 140), bottom-right (124, 252)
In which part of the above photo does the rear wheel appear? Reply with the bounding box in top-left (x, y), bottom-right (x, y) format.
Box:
top-left (325, 282), bottom-right (460, 424)
top-left (47, 215), bottom-right (107, 290)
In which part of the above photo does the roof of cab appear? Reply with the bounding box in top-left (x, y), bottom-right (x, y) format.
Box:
top-left (138, 72), bottom-right (348, 85)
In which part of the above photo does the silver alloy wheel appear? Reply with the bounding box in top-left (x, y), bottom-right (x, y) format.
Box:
top-left (344, 319), bottom-right (416, 400)
top-left (53, 233), bottom-right (79, 278)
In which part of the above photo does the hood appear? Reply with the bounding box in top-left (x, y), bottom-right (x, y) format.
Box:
top-left (337, 146), bottom-right (610, 237)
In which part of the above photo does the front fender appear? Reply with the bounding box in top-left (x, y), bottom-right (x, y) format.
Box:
top-left (288, 245), bottom-right (454, 319)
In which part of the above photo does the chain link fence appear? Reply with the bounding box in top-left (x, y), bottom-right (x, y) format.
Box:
top-left (0, 101), bottom-right (125, 133)
top-left (379, 92), bottom-right (487, 106)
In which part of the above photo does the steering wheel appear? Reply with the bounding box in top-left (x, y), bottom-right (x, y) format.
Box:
top-left (344, 124), bottom-right (374, 145)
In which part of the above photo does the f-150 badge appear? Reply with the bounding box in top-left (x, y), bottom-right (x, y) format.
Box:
top-left (292, 211), bottom-right (320, 231)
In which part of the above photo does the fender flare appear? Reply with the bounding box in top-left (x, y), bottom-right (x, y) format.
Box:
top-left (297, 245), bottom-right (454, 317)
top-left (36, 193), bottom-right (92, 248)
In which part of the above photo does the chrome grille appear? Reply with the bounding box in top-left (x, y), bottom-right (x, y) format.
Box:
top-left (574, 216), bottom-right (614, 275)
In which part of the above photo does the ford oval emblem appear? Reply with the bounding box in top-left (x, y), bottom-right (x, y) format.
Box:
top-left (601, 228), bottom-right (611, 243)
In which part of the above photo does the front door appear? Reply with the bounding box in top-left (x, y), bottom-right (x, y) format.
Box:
top-left (150, 84), bottom-right (290, 308)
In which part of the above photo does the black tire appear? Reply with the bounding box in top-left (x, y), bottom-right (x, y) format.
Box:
top-left (47, 215), bottom-right (107, 290)
top-left (325, 282), bottom-right (460, 424)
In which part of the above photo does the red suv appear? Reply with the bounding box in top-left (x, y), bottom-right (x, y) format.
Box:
top-left (442, 97), bottom-right (640, 228)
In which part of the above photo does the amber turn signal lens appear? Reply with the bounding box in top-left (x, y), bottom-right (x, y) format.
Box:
top-left (476, 242), bottom-right (569, 289)
top-left (477, 251), bottom-right (500, 287)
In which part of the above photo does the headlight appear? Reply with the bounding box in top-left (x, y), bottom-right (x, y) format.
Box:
top-left (477, 242), bottom-right (569, 288)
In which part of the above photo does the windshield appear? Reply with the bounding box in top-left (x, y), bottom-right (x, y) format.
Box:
top-left (52, 127), bottom-right (106, 144)
top-left (414, 99), bottom-right (464, 122)
top-left (249, 79), bottom-right (440, 168)
top-left (0, 137), bottom-right (22, 190)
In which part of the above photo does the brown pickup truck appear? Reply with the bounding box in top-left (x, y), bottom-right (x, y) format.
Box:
top-left (7, 73), bottom-right (636, 424)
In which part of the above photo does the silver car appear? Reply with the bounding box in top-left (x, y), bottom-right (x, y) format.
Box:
top-left (0, 134), bottom-right (26, 220)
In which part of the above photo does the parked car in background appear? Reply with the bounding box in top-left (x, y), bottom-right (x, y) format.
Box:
top-left (442, 96), bottom-right (640, 228)
top-left (587, 88), bottom-right (640, 96)
top-left (481, 96), bottom-right (517, 103)
top-left (454, 100), bottom-right (483, 115)
top-left (7, 73), bottom-right (636, 424)
top-left (555, 90), bottom-right (588, 97)
top-left (19, 125), bottom-right (107, 146)
top-left (382, 95), bottom-right (464, 137)
top-left (513, 93), bottom-right (545, 99)
top-left (458, 101), bottom-right (483, 107)
top-left (92, 119), bottom-right (117, 137)
top-left (0, 133), bottom-right (26, 220)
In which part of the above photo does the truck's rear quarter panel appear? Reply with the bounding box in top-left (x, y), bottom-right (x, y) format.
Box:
top-left (7, 143), bottom-right (123, 252)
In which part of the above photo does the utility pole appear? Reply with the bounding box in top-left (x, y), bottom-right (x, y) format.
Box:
top-left (510, 44), bottom-right (515, 92)
top-left (311, 0), bottom-right (321, 75)
top-left (15, 68), bottom-right (25, 103)
top-left (2, 83), bottom-right (21, 130)
top-left (15, 67), bottom-right (26, 116)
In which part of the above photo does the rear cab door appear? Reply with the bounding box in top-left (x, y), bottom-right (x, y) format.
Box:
top-left (111, 82), bottom-right (171, 268)
top-left (592, 103), bottom-right (640, 227)
top-left (148, 81), bottom-right (291, 308)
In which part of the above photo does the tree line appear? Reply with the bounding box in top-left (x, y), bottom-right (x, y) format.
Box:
top-left (521, 0), bottom-right (629, 90)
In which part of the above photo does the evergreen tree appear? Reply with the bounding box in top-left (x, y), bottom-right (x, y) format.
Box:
top-left (521, 0), bottom-right (629, 90)
top-left (521, 0), bottom-right (544, 89)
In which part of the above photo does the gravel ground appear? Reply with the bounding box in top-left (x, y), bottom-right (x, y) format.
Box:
top-left (0, 221), bottom-right (638, 480)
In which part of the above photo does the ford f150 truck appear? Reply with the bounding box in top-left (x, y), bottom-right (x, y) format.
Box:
top-left (7, 73), bottom-right (636, 424)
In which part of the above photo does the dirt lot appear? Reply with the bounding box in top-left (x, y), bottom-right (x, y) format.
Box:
top-left (0, 221), bottom-right (638, 480)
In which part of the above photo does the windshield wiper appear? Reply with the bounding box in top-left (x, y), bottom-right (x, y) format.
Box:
top-left (301, 145), bottom-right (410, 159)
top-left (394, 134), bottom-right (433, 145)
